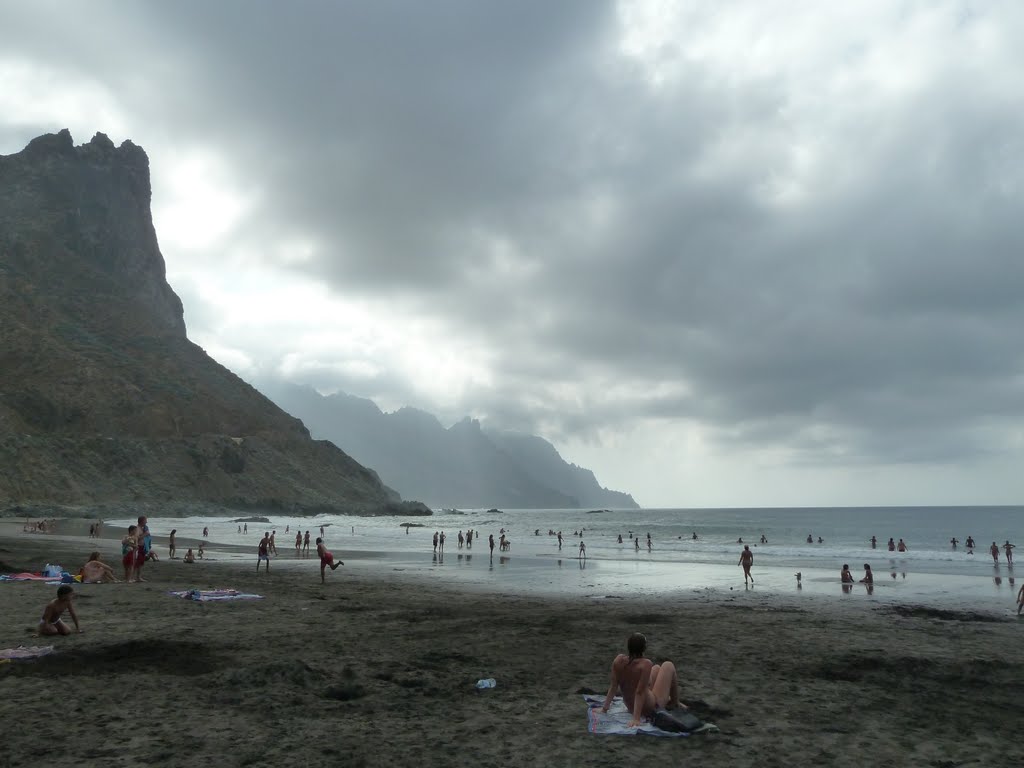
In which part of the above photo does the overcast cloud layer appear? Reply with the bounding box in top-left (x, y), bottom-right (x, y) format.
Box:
top-left (3, 1), bottom-right (1022, 507)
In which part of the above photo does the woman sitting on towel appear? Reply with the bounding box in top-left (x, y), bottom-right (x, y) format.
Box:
top-left (79, 552), bottom-right (119, 583)
top-left (601, 633), bottom-right (681, 728)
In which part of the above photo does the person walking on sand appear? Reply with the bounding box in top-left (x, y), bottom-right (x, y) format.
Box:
top-left (1004, 541), bottom-right (1015, 564)
top-left (38, 585), bottom-right (82, 636)
top-left (316, 538), bottom-right (344, 584)
top-left (295, 531), bottom-right (302, 556)
top-left (303, 531), bottom-right (311, 557)
top-left (257, 532), bottom-right (271, 573)
top-left (600, 632), bottom-right (680, 728)
top-left (169, 529), bottom-right (177, 560)
top-left (738, 545), bottom-right (754, 585)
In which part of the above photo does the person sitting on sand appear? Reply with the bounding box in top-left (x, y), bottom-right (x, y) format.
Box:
top-left (860, 564), bottom-right (874, 584)
top-left (316, 537), bottom-right (344, 583)
top-left (80, 552), bottom-right (119, 583)
top-left (39, 585), bottom-right (82, 636)
top-left (600, 632), bottom-right (680, 728)
top-left (183, 548), bottom-right (195, 564)
top-left (841, 564), bottom-right (854, 584)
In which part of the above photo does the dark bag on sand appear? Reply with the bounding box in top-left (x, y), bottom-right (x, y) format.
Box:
top-left (652, 709), bottom-right (704, 733)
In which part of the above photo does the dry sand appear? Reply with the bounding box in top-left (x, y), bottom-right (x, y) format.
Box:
top-left (1, 519), bottom-right (1022, 768)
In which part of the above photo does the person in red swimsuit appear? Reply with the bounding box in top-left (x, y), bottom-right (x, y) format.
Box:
top-left (316, 537), bottom-right (344, 583)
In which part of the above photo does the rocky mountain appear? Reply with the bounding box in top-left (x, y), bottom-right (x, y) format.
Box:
top-left (255, 380), bottom-right (640, 509)
top-left (0, 130), bottom-right (407, 516)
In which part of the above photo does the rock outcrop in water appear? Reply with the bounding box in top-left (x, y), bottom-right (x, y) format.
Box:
top-left (0, 130), bottom-right (405, 516)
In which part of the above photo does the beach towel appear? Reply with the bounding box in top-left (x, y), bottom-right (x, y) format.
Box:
top-left (582, 695), bottom-right (719, 737)
top-left (169, 588), bottom-right (264, 602)
top-left (0, 645), bottom-right (55, 660)
top-left (0, 573), bottom-right (55, 582)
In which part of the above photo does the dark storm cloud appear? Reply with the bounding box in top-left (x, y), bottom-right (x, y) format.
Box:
top-left (3, 0), bottom-right (1023, 474)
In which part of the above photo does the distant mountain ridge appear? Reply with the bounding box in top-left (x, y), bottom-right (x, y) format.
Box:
top-left (255, 380), bottom-right (640, 509)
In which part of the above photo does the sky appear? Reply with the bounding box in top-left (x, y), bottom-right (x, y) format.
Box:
top-left (2, 1), bottom-right (1022, 508)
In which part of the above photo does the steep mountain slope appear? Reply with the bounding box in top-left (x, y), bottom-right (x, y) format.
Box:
top-left (0, 130), bottom-right (400, 514)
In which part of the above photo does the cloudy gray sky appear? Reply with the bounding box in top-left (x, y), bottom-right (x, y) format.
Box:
top-left (3, 0), bottom-right (1022, 507)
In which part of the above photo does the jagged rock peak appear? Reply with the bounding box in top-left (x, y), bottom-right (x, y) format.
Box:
top-left (1, 129), bottom-right (185, 337)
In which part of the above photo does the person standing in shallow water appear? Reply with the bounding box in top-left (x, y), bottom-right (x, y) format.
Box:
top-left (990, 542), bottom-right (1000, 564)
top-left (303, 530), bottom-right (311, 557)
top-left (432, 531), bottom-right (439, 554)
top-left (601, 632), bottom-right (680, 728)
top-left (738, 545), bottom-right (754, 585)
top-left (295, 531), bottom-right (302, 557)
top-left (489, 534), bottom-right (495, 557)
top-left (1004, 541), bottom-right (1015, 564)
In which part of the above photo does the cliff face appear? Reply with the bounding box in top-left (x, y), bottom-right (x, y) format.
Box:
top-left (0, 130), bottom-right (398, 513)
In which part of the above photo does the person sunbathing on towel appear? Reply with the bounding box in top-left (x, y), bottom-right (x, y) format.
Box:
top-left (39, 585), bottom-right (82, 636)
top-left (80, 552), bottom-right (119, 583)
top-left (601, 632), bottom-right (680, 727)
top-left (316, 537), bottom-right (344, 583)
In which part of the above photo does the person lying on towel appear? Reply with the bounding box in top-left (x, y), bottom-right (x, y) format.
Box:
top-left (600, 632), bottom-right (681, 728)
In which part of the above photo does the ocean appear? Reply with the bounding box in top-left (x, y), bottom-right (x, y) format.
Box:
top-left (107, 505), bottom-right (1024, 613)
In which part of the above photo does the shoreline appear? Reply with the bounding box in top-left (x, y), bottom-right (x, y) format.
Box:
top-left (2, 521), bottom-right (1023, 767)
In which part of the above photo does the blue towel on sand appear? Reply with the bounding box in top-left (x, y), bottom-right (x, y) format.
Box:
top-left (582, 695), bottom-right (718, 737)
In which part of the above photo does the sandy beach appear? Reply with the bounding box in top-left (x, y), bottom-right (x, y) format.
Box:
top-left (1, 519), bottom-right (1022, 768)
